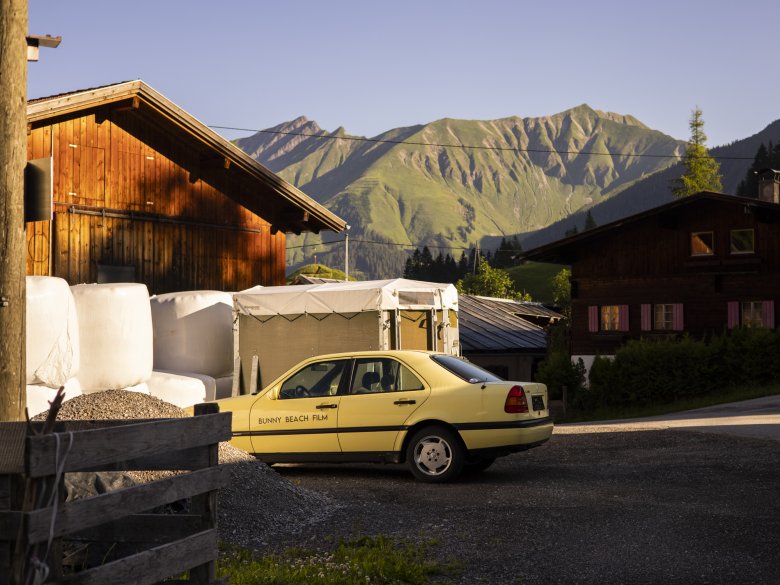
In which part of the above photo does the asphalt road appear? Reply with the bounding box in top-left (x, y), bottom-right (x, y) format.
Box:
top-left (568, 395), bottom-right (780, 442)
top-left (265, 399), bottom-right (780, 585)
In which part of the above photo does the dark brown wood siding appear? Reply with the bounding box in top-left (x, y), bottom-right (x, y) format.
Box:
top-left (25, 109), bottom-right (287, 292)
top-left (569, 198), bottom-right (780, 355)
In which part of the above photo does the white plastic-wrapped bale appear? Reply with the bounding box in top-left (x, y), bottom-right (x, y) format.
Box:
top-left (71, 283), bottom-right (153, 393)
top-left (26, 276), bottom-right (80, 386)
top-left (214, 375), bottom-right (234, 400)
top-left (150, 291), bottom-right (233, 378)
top-left (26, 377), bottom-right (82, 417)
top-left (123, 382), bottom-right (151, 394)
top-left (148, 370), bottom-right (216, 407)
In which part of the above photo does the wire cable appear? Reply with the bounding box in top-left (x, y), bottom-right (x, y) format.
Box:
top-left (287, 237), bottom-right (505, 253)
top-left (211, 124), bottom-right (755, 161)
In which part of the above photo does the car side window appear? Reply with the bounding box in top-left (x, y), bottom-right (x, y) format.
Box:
top-left (350, 358), bottom-right (424, 394)
top-left (279, 360), bottom-right (348, 399)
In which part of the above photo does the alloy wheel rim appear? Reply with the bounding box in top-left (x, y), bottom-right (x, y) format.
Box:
top-left (414, 436), bottom-right (452, 475)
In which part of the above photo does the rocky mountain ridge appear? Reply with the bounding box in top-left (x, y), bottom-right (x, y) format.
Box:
top-left (236, 105), bottom-right (687, 277)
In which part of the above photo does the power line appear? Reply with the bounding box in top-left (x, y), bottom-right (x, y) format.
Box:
top-left (212, 124), bottom-right (755, 161)
top-left (287, 236), bottom-right (506, 253)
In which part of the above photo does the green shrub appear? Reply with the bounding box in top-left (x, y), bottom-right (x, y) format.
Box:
top-left (535, 352), bottom-right (586, 401)
top-left (584, 328), bottom-right (780, 410)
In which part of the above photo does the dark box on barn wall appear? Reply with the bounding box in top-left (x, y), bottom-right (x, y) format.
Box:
top-left (25, 157), bottom-right (53, 223)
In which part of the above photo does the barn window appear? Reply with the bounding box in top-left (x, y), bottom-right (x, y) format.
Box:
top-left (96, 263), bottom-right (136, 284)
top-left (729, 229), bottom-right (755, 255)
top-left (691, 231), bottom-right (714, 256)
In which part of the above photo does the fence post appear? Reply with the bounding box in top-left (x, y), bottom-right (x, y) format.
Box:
top-left (190, 402), bottom-right (220, 585)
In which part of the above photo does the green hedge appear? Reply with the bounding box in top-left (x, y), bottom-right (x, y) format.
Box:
top-left (580, 328), bottom-right (780, 410)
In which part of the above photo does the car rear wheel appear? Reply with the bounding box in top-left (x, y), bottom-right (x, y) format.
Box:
top-left (406, 426), bottom-right (464, 483)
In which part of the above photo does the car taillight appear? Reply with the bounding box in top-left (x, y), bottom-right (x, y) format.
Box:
top-left (504, 385), bottom-right (529, 413)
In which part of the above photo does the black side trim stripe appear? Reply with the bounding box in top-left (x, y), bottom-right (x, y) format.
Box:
top-left (255, 451), bottom-right (401, 464)
top-left (234, 425), bottom-right (407, 437)
top-left (233, 417), bottom-right (552, 438)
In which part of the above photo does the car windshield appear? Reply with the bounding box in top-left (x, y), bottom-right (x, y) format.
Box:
top-left (431, 355), bottom-right (504, 383)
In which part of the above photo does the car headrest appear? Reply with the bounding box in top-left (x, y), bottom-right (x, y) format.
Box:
top-left (362, 371), bottom-right (380, 388)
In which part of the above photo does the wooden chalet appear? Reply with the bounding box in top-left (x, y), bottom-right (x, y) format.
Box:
top-left (521, 192), bottom-right (780, 367)
top-left (25, 81), bottom-right (346, 293)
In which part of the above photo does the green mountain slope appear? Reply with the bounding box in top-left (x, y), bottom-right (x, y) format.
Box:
top-left (237, 106), bottom-right (684, 278)
top-left (520, 118), bottom-right (780, 251)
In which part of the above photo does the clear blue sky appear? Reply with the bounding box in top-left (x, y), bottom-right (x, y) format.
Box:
top-left (28, 0), bottom-right (778, 147)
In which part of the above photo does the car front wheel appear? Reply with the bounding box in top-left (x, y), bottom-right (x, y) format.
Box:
top-left (406, 426), bottom-right (464, 483)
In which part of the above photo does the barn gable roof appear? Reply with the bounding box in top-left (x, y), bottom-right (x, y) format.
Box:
top-left (27, 80), bottom-right (346, 235)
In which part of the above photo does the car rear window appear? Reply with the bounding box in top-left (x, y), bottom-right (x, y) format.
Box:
top-left (431, 355), bottom-right (504, 383)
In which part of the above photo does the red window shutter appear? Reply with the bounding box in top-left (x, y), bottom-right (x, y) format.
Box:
top-left (588, 306), bottom-right (599, 333)
top-left (618, 305), bottom-right (629, 332)
top-left (672, 303), bottom-right (684, 331)
top-left (727, 301), bottom-right (740, 329)
top-left (641, 304), bottom-right (652, 331)
top-left (762, 301), bottom-right (775, 329)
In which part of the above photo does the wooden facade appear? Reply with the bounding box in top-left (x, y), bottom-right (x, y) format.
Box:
top-left (25, 81), bottom-right (345, 293)
top-left (522, 192), bottom-right (780, 357)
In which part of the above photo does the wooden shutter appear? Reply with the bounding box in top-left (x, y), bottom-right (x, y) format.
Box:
top-left (618, 305), bottom-right (629, 332)
top-left (640, 304), bottom-right (652, 331)
top-left (588, 306), bottom-right (599, 333)
top-left (727, 301), bottom-right (740, 329)
top-left (672, 303), bottom-right (684, 331)
top-left (762, 301), bottom-right (775, 329)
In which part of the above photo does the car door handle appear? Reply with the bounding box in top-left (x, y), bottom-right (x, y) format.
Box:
top-left (394, 399), bottom-right (416, 405)
top-left (316, 403), bottom-right (338, 410)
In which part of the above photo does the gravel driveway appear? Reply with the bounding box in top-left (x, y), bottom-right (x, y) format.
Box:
top-left (260, 425), bottom-right (780, 584)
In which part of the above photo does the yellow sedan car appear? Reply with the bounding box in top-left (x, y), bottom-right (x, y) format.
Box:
top-left (216, 350), bottom-right (553, 482)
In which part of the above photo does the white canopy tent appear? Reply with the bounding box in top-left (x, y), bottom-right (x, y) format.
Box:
top-left (232, 279), bottom-right (459, 392)
top-left (234, 278), bottom-right (458, 317)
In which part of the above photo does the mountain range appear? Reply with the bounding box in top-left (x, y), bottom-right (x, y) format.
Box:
top-left (236, 107), bottom-right (772, 279)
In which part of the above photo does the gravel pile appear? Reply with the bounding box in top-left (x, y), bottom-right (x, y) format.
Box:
top-left (35, 390), bottom-right (338, 547)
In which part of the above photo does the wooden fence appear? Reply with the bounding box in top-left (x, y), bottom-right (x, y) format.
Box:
top-left (0, 403), bottom-right (231, 585)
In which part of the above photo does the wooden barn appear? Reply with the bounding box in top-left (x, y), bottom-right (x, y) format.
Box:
top-left (24, 80), bottom-right (345, 293)
top-left (521, 191), bottom-right (780, 369)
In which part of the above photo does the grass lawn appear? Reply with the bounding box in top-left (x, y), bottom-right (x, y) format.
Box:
top-left (506, 262), bottom-right (565, 303)
top-left (219, 535), bottom-right (461, 585)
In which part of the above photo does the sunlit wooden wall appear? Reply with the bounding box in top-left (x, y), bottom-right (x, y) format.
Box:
top-left (25, 109), bottom-right (286, 293)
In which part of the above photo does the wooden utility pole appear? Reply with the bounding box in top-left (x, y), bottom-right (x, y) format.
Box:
top-left (0, 0), bottom-right (28, 421)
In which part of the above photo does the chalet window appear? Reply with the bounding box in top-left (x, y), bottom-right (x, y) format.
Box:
top-left (727, 301), bottom-right (775, 329)
top-left (654, 304), bottom-right (674, 330)
top-left (691, 231), bottom-right (714, 256)
top-left (601, 305), bottom-right (620, 331)
top-left (729, 229), bottom-right (755, 255)
top-left (641, 303), bottom-right (684, 331)
top-left (589, 305), bottom-right (629, 333)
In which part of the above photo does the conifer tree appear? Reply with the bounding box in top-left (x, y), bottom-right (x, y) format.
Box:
top-left (671, 107), bottom-right (722, 197)
top-left (584, 210), bottom-right (597, 230)
top-left (737, 143), bottom-right (770, 197)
